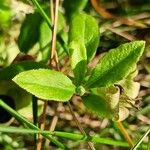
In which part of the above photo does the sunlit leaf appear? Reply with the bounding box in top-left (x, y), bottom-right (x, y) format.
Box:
top-left (69, 13), bottom-right (99, 85)
top-left (13, 69), bottom-right (75, 102)
top-left (85, 41), bottom-right (145, 88)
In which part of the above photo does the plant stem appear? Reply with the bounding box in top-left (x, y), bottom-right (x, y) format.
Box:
top-left (37, 101), bottom-right (48, 150)
top-left (49, 0), bottom-right (59, 69)
top-left (117, 121), bottom-right (134, 147)
top-left (44, 0), bottom-right (60, 149)
top-left (0, 99), bottom-right (67, 149)
top-left (32, 96), bottom-right (38, 145)
top-left (68, 101), bottom-right (95, 150)
top-left (50, 0), bottom-right (54, 25)
top-left (0, 126), bottom-right (129, 148)
top-left (30, 0), bottom-right (51, 27)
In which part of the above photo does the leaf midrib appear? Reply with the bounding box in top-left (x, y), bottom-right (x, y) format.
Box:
top-left (18, 81), bottom-right (75, 94)
top-left (86, 48), bottom-right (141, 87)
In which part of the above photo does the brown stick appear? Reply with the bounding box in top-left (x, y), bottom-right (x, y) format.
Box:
top-left (37, 1), bottom-right (60, 149)
top-left (90, 0), bottom-right (146, 28)
top-left (68, 101), bottom-right (95, 150)
top-left (50, 0), bottom-right (54, 25)
top-left (106, 27), bottom-right (136, 41)
top-left (44, 0), bottom-right (60, 149)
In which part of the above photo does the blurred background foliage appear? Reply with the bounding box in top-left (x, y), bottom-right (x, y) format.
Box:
top-left (0, 0), bottom-right (149, 149)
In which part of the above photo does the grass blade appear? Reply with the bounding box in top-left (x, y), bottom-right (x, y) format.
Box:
top-left (0, 99), bottom-right (67, 149)
top-left (32, 96), bottom-right (38, 144)
top-left (30, 0), bottom-right (51, 27)
top-left (130, 128), bottom-right (150, 150)
top-left (0, 126), bottom-right (129, 147)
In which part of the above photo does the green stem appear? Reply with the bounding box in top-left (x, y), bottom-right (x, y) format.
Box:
top-left (54, 131), bottom-right (129, 147)
top-left (30, 0), bottom-right (51, 27)
top-left (32, 96), bottom-right (38, 144)
top-left (0, 126), bottom-right (129, 147)
top-left (0, 99), bottom-right (67, 149)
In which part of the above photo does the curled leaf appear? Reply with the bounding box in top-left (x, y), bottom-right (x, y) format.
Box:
top-left (117, 79), bottom-right (140, 99)
top-left (97, 86), bottom-right (120, 110)
top-left (113, 106), bottom-right (130, 122)
top-left (82, 94), bottom-right (114, 118)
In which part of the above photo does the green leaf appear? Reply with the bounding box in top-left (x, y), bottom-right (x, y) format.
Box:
top-left (63, 0), bottom-right (88, 20)
top-left (13, 69), bottom-right (75, 102)
top-left (69, 41), bottom-right (87, 86)
top-left (84, 14), bottom-right (99, 62)
top-left (82, 94), bottom-right (113, 118)
top-left (85, 41), bottom-right (145, 88)
top-left (0, 61), bottom-right (47, 81)
top-left (0, 0), bottom-right (11, 29)
top-left (57, 12), bottom-right (65, 33)
top-left (39, 21), bottom-right (52, 62)
top-left (69, 13), bottom-right (99, 85)
top-left (69, 13), bottom-right (87, 85)
top-left (18, 12), bottom-right (42, 53)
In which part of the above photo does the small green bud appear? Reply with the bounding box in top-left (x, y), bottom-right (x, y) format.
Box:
top-left (76, 86), bottom-right (86, 96)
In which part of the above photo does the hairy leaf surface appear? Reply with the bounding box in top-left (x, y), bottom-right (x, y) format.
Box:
top-left (69, 13), bottom-right (99, 85)
top-left (13, 69), bottom-right (75, 101)
top-left (85, 41), bottom-right (145, 88)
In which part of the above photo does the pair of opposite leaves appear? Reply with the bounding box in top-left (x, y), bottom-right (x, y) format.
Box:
top-left (13, 40), bottom-right (145, 121)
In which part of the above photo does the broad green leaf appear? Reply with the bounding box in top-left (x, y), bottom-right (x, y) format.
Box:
top-left (69, 13), bottom-right (99, 85)
top-left (0, 61), bottom-right (47, 81)
top-left (69, 13), bottom-right (99, 62)
top-left (85, 41), bottom-right (145, 88)
top-left (69, 41), bottom-right (87, 86)
top-left (84, 14), bottom-right (99, 62)
top-left (13, 69), bottom-right (76, 102)
top-left (18, 12), bottom-right (42, 53)
top-left (39, 21), bottom-right (52, 62)
top-left (63, 0), bottom-right (88, 20)
top-left (69, 13), bottom-right (87, 85)
top-left (57, 12), bottom-right (65, 33)
top-left (82, 94), bottom-right (113, 118)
